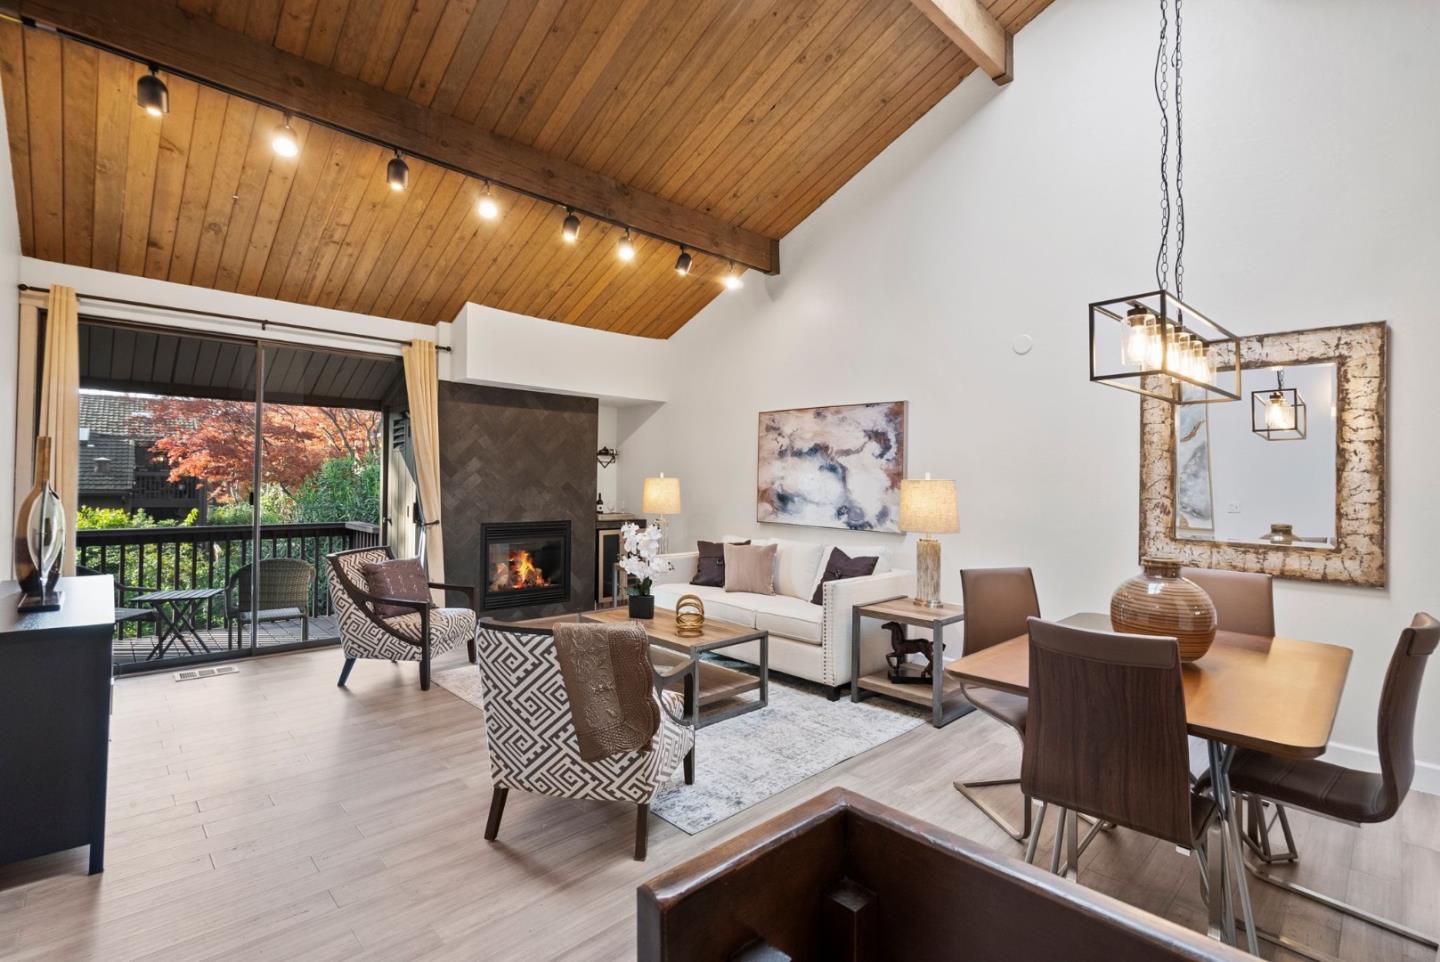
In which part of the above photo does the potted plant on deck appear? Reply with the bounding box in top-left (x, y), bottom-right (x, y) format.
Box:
top-left (619, 522), bottom-right (672, 619)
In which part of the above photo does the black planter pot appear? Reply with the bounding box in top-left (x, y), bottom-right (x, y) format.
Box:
top-left (627, 594), bottom-right (655, 619)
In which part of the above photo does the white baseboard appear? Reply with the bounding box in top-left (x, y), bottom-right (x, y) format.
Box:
top-left (1323, 741), bottom-right (1440, 797)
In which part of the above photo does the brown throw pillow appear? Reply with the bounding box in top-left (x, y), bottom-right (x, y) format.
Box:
top-left (723, 543), bottom-right (777, 595)
top-left (692, 539), bottom-right (748, 587)
top-left (810, 548), bottom-right (879, 604)
top-left (362, 558), bottom-right (430, 620)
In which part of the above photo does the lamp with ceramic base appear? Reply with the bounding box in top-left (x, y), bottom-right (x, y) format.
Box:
top-left (898, 473), bottom-right (959, 608)
top-left (642, 473), bottom-right (681, 553)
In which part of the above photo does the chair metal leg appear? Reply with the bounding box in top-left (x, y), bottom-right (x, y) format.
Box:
top-left (1225, 791), bottom-right (1258, 954)
top-left (634, 803), bottom-right (650, 861)
top-left (1065, 808), bottom-right (1080, 881)
top-left (1243, 794), bottom-right (1299, 864)
top-left (420, 637), bottom-right (432, 691)
top-left (1024, 801), bottom-right (1049, 865)
top-left (683, 747), bottom-right (695, 786)
top-left (337, 657), bottom-right (356, 687)
top-left (1049, 807), bottom-right (1068, 875)
top-left (484, 786), bottom-right (508, 841)
top-left (952, 776), bottom-right (1033, 842)
top-left (1247, 863), bottom-right (1439, 951)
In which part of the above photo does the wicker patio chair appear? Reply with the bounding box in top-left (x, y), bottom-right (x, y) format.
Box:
top-left (225, 558), bottom-right (315, 648)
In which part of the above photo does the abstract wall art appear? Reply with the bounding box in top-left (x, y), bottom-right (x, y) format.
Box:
top-left (756, 401), bottom-right (906, 532)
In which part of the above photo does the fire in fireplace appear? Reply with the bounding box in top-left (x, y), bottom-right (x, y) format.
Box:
top-left (480, 521), bottom-right (571, 610)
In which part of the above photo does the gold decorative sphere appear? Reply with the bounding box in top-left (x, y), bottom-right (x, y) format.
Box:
top-left (675, 593), bottom-right (705, 637)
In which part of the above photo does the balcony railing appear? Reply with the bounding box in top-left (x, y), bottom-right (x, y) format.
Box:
top-left (77, 520), bottom-right (381, 642)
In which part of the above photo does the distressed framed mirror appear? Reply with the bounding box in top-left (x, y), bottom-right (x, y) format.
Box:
top-left (1140, 321), bottom-right (1387, 586)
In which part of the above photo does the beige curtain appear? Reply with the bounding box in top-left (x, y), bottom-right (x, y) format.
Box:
top-left (37, 285), bottom-right (80, 575)
top-left (401, 339), bottom-right (446, 587)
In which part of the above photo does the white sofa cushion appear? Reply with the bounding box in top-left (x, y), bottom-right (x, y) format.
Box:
top-left (651, 582), bottom-right (757, 629)
top-left (770, 540), bottom-right (826, 601)
top-left (748, 593), bottom-right (823, 645)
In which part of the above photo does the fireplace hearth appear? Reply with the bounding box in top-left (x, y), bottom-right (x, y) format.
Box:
top-left (480, 521), bottom-right (571, 610)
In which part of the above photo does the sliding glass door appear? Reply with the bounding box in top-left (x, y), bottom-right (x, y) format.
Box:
top-left (70, 317), bottom-right (405, 673)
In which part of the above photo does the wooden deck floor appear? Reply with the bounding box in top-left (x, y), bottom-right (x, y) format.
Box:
top-left (0, 645), bottom-right (1435, 960)
top-left (112, 616), bottom-right (339, 668)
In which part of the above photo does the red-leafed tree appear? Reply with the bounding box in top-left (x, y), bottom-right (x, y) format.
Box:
top-left (140, 398), bottom-right (380, 503)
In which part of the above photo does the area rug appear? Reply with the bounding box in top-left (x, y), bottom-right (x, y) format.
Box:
top-left (433, 663), bottom-right (925, 834)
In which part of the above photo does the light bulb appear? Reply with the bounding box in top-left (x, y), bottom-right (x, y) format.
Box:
top-left (617, 229), bottom-right (635, 262)
top-left (1265, 393), bottom-right (1295, 431)
top-left (1162, 327), bottom-right (1180, 375)
top-left (1121, 306), bottom-right (1154, 366)
top-left (562, 209), bottom-right (580, 243)
top-left (386, 151), bottom-right (408, 191)
top-left (137, 68), bottom-right (169, 117)
top-left (271, 117), bottom-right (299, 157)
top-left (723, 263), bottom-right (743, 290)
top-left (1143, 318), bottom-right (1162, 369)
top-left (477, 183), bottom-right (499, 220)
top-left (674, 248), bottom-right (692, 276)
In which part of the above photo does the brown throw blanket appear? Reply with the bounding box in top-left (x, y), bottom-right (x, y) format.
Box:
top-left (553, 620), bottom-right (661, 762)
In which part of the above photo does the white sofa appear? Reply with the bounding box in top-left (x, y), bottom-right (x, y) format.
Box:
top-left (651, 537), bottom-right (915, 695)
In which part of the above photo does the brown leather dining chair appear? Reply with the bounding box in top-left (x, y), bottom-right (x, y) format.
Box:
top-left (952, 567), bottom-right (1041, 841)
top-left (1229, 612), bottom-right (1439, 958)
top-left (1019, 617), bottom-right (1250, 942)
top-left (1180, 567), bottom-right (1274, 637)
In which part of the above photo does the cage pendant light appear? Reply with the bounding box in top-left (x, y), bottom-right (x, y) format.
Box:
top-left (1251, 368), bottom-right (1307, 440)
top-left (1087, 0), bottom-right (1240, 406)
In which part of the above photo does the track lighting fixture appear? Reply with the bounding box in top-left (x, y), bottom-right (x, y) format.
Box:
top-left (562, 208), bottom-right (581, 244)
top-left (723, 262), bottom-right (744, 290)
top-left (617, 229), bottom-right (636, 262)
top-left (477, 181), bottom-right (499, 220)
top-left (271, 115), bottom-right (299, 158)
top-left (674, 247), bottom-right (692, 276)
top-left (386, 150), bottom-right (409, 192)
top-left (136, 65), bottom-right (169, 117)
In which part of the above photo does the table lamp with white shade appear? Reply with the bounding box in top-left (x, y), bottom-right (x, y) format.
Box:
top-left (898, 473), bottom-right (959, 608)
top-left (642, 473), bottom-right (682, 552)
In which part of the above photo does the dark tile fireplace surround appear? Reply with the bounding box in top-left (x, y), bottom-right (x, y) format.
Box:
top-left (438, 382), bottom-right (597, 619)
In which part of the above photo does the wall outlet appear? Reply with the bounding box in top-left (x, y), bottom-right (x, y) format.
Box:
top-left (1226, 501), bottom-right (1242, 514)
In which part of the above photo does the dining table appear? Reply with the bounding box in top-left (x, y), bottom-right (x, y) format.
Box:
top-left (945, 612), bottom-right (1354, 955)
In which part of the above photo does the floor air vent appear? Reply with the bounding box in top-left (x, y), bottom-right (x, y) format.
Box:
top-left (173, 665), bottom-right (240, 682)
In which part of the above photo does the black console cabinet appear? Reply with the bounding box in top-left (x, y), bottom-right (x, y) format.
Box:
top-left (0, 576), bottom-right (115, 874)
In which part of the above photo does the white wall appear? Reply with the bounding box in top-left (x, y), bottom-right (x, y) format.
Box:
top-left (617, 0), bottom-right (1440, 785)
top-left (0, 87), bottom-right (18, 578)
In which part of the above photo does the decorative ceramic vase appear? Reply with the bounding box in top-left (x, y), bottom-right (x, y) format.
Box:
top-left (674, 593), bottom-right (705, 637)
top-left (14, 437), bottom-right (66, 601)
top-left (627, 593), bottom-right (655, 620)
top-left (1110, 557), bottom-right (1217, 662)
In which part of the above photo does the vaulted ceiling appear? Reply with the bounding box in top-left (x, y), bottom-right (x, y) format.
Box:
top-left (0, 0), bottom-right (1053, 337)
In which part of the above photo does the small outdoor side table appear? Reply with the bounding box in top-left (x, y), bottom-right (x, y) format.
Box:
top-left (851, 596), bottom-right (971, 727)
top-left (132, 588), bottom-right (224, 661)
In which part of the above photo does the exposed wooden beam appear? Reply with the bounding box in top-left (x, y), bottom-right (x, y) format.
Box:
top-left (13, 0), bottom-right (781, 274)
top-left (910, 0), bottom-right (1012, 85)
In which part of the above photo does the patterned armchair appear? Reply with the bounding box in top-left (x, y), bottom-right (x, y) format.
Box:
top-left (477, 620), bottom-right (695, 860)
top-left (326, 546), bottom-right (477, 691)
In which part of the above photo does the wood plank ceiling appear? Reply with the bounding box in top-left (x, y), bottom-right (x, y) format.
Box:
top-left (0, 0), bottom-right (1053, 337)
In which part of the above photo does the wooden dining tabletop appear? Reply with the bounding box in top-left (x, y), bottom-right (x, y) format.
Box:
top-left (945, 612), bottom-right (1353, 758)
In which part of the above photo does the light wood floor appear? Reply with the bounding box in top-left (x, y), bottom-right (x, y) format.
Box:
top-left (1, 646), bottom-right (1436, 961)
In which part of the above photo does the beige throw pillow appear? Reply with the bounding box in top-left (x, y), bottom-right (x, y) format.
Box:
top-left (723, 543), bottom-right (777, 595)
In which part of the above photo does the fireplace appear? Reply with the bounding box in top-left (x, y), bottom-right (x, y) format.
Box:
top-left (480, 521), bottom-right (571, 610)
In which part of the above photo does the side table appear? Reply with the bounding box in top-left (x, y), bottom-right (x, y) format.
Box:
top-left (851, 595), bottom-right (972, 727)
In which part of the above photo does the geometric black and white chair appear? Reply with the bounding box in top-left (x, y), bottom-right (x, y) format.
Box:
top-left (326, 546), bottom-right (477, 691)
top-left (477, 620), bottom-right (695, 860)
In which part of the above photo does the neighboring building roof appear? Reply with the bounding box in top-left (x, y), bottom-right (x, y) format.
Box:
top-left (78, 434), bottom-right (137, 493)
top-left (79, 390), bottom-right (199, 439)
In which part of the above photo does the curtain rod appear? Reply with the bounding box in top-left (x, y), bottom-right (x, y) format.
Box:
top-left (16, 284), bottom-right (450, 352)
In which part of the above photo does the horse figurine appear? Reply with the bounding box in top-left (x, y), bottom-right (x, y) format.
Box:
top-left (882, 620), bottom-right (941, 682)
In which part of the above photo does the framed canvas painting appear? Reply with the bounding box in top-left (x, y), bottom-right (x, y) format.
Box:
top-left (756, 401), bottom-right (906, 532)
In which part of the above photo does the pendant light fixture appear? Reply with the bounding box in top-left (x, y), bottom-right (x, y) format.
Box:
top-left (386, 150), bottom-right (409, 191)
top-left (271, 114), bottom-right (299, 158)
top-left (136, 65), bottom-right (169, 117)
top-left (562, 208), bottom-right (581, 244)
top-left (674, 247), bottom-right (692, 276)
top-left (476, 181), bottom-right (499, 220)
top-left (617, 228), bottom-right (636, 262)
top-left (1251, 368), bottom-right (1307, 440)
top-left (1088, 0), bottom-right (1240, 406)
